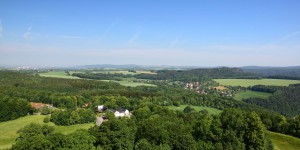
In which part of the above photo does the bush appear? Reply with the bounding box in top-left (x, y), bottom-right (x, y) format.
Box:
top-left (41, 107), bottom-right (51, 115)
top-left (43, 116), bottom-right (50, 123)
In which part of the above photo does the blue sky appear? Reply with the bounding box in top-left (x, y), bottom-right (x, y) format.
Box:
top-left (1, 0), bottom-right (300, 67)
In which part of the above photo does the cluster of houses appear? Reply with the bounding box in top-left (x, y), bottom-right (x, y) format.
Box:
top-left (184, 81), bottom-right (206, 94)
top-left (95, 105), bottom-right (131, 126)
top-left (219, 91), bottom-right (233, 97)
top-left (29, 102), bottom-right (130, 126)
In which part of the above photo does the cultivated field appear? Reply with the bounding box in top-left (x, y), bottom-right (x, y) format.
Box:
top-left (234, 90), bottom-right (272, 101)
top-left (214, 79), bottom-right (300, 87)
top-left (114, 81), bottom-right (156, 87)
top-left (101, 78), bottom-right (156, 87)
top-left (0, 115), bottom-right (94, 149)
top-left (167, 105), bottom-right (222, 115)
top-left (267, 131), bottom-right (300, 150)
top-left (39, 71), bottom-right (156, 87)
top-left (39, 71), bottom-right (80, 79)
top-left (70, 70), bottom-right (156, 75)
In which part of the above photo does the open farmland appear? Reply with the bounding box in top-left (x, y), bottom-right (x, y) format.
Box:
top-left (214, 79), bottom-right (300, 87)
top-left (0, 115), bottom-right (94, 149)
top-left (234, 90), bottom-right (272, 101)
top-left (167, 105), bottom-right (222, 115)
top-left (114, 81), bottom-right (156, 87)
top-left (101, 79), bottom-right (156, 87)
top-left (267, 131), bottom-right (300, 150)
top-left (39, 71), bottom-right (156, 87)
top-left (70, 70), bottom-right (156, 75)
top-left (39, 71), bottom-right (81, 79)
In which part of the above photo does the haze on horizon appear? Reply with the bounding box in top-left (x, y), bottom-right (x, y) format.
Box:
top-left (1, 0), bottom-right (300, 67)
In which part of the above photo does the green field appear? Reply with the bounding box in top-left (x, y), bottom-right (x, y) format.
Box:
top-left (39, 71), bottom-right (80, 79)
top-left (114, 81), bottom-right (156, 87)
top-left (167, 105), bottom-right (222, 115)
top-left (69, 70), bottom-right (155, 75)
top-left (0, 115), bottom-right (94, 149)
top-left (234, 90), bottom-right (272, 101)
top-left (39, 71), bottom-right (156, 87)
top-left (101, 79), bottom-right (156, 87)
top-left (214, 79), bottom-right (300, 87)
top-left (267, 131), bottom-right (300, 150)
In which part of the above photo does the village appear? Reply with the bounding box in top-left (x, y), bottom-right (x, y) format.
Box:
top-left (184, 81), bottom-right (234, 97)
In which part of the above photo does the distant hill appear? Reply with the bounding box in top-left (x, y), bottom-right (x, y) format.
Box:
top-left (72, 64), bottom-right (201, 70)
top-left (240, 66), bottom-right (300, 78)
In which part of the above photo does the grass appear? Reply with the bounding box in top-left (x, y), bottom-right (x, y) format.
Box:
top-left (267, 131), bottom-right (300, 150)
top-left (214, 79), bottom-right (300, 87)
top-left (234, 90), bottom-right (272, 101)
top-left (114, 81), bottom-right (156, 87)
top-left (0, 115), bottom-right (94, 149)
top-left (101, 78), bottom-right (156, 87)
top-left (167, 105), bottom-right (222, 115)
top-left (70, 70), bottom-right (156, 75)
top-left (39, 71), bottom-right (80, 79)
top-left (40, 71), bottom-right (156, 87)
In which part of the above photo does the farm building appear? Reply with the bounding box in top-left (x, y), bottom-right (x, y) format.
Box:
top-left (109, 108), bottom-right (131, 118)
top-left (96, 105), bottom-right (107, 112)
top-left (30, 102), bottom-right (53, 109)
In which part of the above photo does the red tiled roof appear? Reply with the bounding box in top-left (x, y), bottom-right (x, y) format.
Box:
top-left (30, 102), bottom-right (51, 109)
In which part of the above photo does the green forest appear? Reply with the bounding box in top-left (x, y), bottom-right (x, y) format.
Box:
top-left (0, 68), bottom-right (299, 150)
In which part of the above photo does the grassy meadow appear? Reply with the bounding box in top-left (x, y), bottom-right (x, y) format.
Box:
top-left (0, 115), bottom-right (94, 149)
top-left (69, 70), bottom-right (156, 75)
top-left (267, 131), bottom-right (300, 150)
top-left (39, 71), bottom-right (156, 87)
top-left (214, 79), bottom-right (300, 87)
top-left (39, 71), bottom-right (80, 79)
top-left (167, 105), bottom-right (222, 115)
top-left (234, 90), bottom-right (272, 101)
top-left (113, 80), bottom-right (156, 87)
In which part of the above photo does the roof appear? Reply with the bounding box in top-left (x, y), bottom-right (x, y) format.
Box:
top-left (110, 108), bottom-right (128, 113)
top-left (30, 102), bottom-right (52, 109)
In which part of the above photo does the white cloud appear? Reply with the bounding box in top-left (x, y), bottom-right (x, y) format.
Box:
top-left (0, 18), bottom-right (3, 37)
top-left (23, 27), bottom-right (32, 40)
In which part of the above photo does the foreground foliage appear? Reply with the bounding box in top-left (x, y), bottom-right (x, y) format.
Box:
top-left (12, 105), bottom-right (271, 150)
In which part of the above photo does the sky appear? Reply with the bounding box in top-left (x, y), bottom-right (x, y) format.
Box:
top-left (0, 0), bottom-right (300, 67)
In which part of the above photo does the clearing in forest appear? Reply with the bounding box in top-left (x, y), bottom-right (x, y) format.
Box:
top-left (39, 71), bottom-right (80, 79)
top-left (0, 115), bottom-right (94, 149)
top-left (234, 90), bottom-right (272, 101)
top-left (167, 105), bottom-right (222, 115)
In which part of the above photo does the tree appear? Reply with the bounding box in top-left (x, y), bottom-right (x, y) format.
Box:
top-left (133, 106), bottom-right (151, 121)
top-left (183, 105), bottom-right (195, 113)
top-left (12, 123), bottom-right (55, 150)
top-left (220, 109), bottom-right (247, 150)
top-left (63, 129), bottom-right (96, 150)
top-left (135, 139), bottom-right (153, 150)
top-left (12, 134), bottom-right (53, 150)
top-left (40, 106), bottom-right (51, 115)
top-left (244, 112), bottom-right (266, 150)
top-left (89, 118), bottom-right (135, 150)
